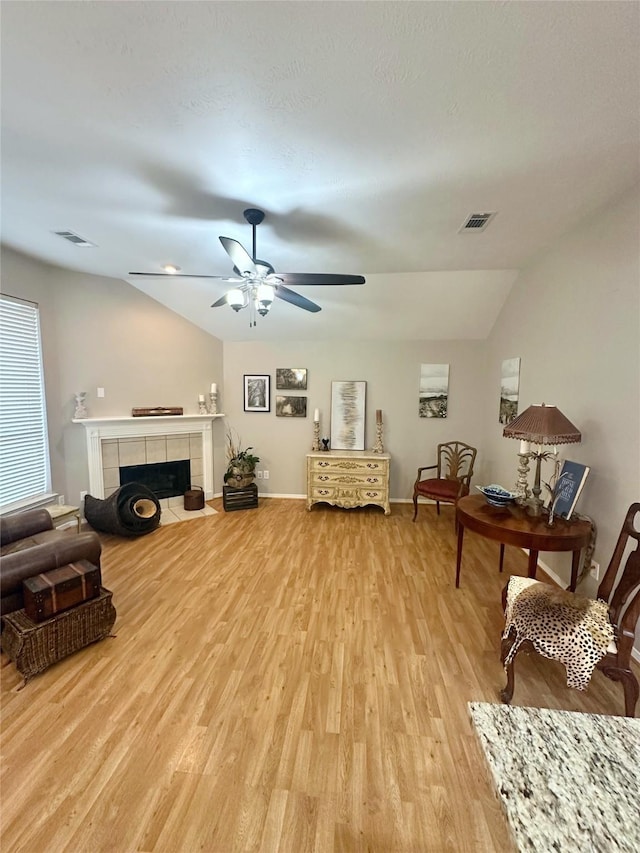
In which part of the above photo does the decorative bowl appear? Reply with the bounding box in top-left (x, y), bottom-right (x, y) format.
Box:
top-left (476, 484), bottom-right (517, 507)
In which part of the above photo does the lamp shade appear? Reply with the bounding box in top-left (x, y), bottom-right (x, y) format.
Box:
top-left (503, 403), bottom-right (581, 445)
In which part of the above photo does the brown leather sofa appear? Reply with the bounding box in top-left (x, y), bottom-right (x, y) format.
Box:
top-left (0, 508), bottom-right (102, 616)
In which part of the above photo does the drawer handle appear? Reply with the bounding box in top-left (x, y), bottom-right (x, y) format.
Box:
top-left (318, 475), bottom-right (330, 481)
top-left (366, 463), bottom-right (379, 469)
top-left (365, 491), bottom-right (379, 498)
top-left (318, 461), bottom-right (330, 467)
top-left (318, 489), bottom-right (330, 495)
top-left (366, 477), bottom-right (379, 484)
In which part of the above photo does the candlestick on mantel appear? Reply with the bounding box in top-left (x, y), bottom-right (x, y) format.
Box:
top-left (210, 383), bottom-right (217, 394)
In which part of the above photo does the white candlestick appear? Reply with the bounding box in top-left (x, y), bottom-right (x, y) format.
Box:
top-left (314, 408), bottom-right (320, 422)
top-left (210, 383), bottom-right (217, 394)
top-left (198, 394), bottom-right (205, 402)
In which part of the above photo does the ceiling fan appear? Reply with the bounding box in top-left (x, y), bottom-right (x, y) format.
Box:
top-left (129, 208), bottom-right (365, 325)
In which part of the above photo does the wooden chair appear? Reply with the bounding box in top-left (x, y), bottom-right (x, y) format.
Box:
top-left (501, 502), bottom-right (640, 717)
top-left (412, 441), bottom-right (477, 526)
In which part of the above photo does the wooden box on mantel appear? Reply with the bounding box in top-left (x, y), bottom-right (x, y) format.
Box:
top-left (131, 407), bottom-right (183, 417)
top-left (223, 484), bottom-right (258, 512)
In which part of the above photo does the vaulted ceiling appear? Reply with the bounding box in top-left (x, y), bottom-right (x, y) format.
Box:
top-left (1, 2), bottom-right (638, 341)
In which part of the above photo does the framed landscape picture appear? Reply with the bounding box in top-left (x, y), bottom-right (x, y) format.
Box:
top-left (243, 375), bottom-right (270, 412)
top-left (419, 364), bottom-right (449, 418)
top-left (276, 368), bottom-right (307, 390)
top-left (499, 357), bottom-right (521, 424)
top-left (276, 396), bottom-right (307, 417)
top-left (330, 380), bottom-right (366, 450)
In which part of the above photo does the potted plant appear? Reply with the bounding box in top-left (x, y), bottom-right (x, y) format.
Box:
top-left (224, 430), bottom-right (260, 489)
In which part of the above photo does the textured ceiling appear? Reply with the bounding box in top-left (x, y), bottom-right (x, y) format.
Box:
top-left (1, 1), bottom-right (638, 341)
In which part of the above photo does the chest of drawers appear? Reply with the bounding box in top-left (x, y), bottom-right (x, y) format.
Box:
top-left (306, 451), bottom-right (391, 515)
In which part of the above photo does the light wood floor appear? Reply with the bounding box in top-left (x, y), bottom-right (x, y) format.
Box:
top-left (1, 499), bottom-right (634, 852)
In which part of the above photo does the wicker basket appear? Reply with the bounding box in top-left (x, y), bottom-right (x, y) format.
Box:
top-left (1, 588), bottom-right (116, 685)
top-left (184, 485), bottom-right (205, 511)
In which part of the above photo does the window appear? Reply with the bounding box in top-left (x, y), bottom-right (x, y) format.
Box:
top-left (0, 294), bottom-right (52, 511)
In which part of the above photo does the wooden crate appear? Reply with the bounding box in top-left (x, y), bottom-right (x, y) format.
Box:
top-left (223, 484), bottom-right (258, 512)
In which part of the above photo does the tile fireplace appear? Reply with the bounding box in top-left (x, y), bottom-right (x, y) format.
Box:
top-left (73, 415), bottom-right (224, 501)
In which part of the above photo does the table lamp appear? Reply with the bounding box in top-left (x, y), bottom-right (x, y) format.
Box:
top-left (503, 403), bottom-right (581, 516)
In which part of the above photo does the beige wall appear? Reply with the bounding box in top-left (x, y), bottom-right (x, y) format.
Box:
top-left (483, 185), bottom-right (640, 591)
top-left (222, 340), bottom-right (487, 499)
top-left (1, 246), bottom-right (224, 507)
top-left (2, 184), bottom-right (638, 597)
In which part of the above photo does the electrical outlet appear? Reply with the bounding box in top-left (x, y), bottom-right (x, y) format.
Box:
top-left (589, 561), bottom-right (600, 580)
top-left (263, 470), bottom-right (270, 480)
top-left (256, 470), bottom-right (263, 478)
top-left (57, 494), bottom-right (65, 505)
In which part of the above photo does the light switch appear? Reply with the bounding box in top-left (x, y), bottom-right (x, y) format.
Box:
top-left (97, 387), bottom-right (105, 398)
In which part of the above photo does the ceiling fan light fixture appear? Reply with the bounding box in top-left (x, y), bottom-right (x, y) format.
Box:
top-left (256, 283), bottom-right (275, 309)
top-left (226, 288), bottom-right (245, 311)
top-left (162, 264), bottom-right (181, 274)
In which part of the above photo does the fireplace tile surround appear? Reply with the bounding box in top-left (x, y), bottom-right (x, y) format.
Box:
top-left (73, 415), bottom-right (224, 505)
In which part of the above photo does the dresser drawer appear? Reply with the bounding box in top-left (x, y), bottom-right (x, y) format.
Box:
top-left (312, 471), bottom-right (385, 487)
top-left (310, 457), bottom-right (388, 476)
top-left (309, 485), bottom-right (387, 504)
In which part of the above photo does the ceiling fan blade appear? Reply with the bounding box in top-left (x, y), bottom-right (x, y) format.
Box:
top-left (219, 236), bottom-right (258, 276)
top-left (273, 273), bottom-right (365, 287)
top-left (275, 284), bottom-right (321, 313)
top-left (128, 272), bottom-right (238, 279)
top-left (211, 294), bottom-right (229, 308)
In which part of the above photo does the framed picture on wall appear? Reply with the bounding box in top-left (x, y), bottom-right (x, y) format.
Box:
top-left (419, 364), bottom-right (449, 418)
top-left (499, 357), bottom-right (521, 424)
top-left (330, 380), bottom-right (366, 450)
top-left (243, 375), bottom-right (270, 412)
top-left (276, 368), bottom-right (307, 390)
top-left (276, 395), bottom-right (307, 417)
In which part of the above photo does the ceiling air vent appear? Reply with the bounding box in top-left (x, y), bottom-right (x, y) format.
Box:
top-left (53, 230), bottom-right (96, 247)
top-left (459, 212), bottom-right (496, 233)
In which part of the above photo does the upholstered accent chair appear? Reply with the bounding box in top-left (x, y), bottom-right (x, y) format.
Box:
top-left (412, 441), bottom-right (477, 527)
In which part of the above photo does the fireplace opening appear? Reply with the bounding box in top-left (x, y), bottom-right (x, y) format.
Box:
top-left (119, 459), bottom-right (191, 500)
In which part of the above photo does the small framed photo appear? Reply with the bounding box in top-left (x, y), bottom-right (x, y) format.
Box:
top-left (276, 368), bottom-right (307, 390)
top-left (244, 375), bottom-right (270, 412)
top-left (276, 395), bottom-right (307, 417)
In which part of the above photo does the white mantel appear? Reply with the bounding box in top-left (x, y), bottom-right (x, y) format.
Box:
top-left (73, 415), bottom-right (225, 499)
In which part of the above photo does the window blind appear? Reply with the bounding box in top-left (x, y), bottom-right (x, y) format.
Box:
top-left (0, 294), bottom-right (51, 511)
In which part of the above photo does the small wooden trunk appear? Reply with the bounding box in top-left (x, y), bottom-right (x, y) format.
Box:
top-left (23, 560), bottom-right (101, 623)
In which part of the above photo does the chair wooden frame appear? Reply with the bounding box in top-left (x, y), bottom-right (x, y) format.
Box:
top-left (501, 502), bottom-right (640, 717)
top-left (412, 441), bottom-right (477, 525)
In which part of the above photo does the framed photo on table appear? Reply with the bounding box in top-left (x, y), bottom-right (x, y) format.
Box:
top-left (243, 375), bottom-right (270, 412)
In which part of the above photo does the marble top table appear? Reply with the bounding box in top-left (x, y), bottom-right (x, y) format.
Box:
top-left (469, 702), bottom-right (640, 853)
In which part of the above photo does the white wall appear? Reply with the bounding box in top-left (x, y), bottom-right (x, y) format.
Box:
top-left (222, 339), bottom-right (487, 499)
top-left (483, 185), bottom-right (640, 591)
top-left (1, 246), bottom-right (225, 508)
